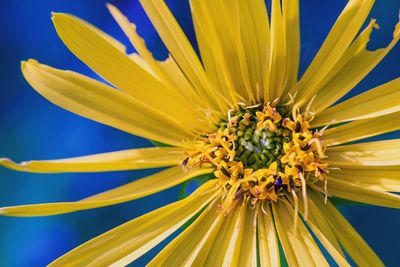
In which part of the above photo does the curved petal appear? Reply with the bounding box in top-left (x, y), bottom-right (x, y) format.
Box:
top-left (189, 0), bottom-right (262, 104)
top-left (327, 139), bottom-right (400, 166)
top-left (282, 0), bottom-right (300, 90)
top-left (106, 4), bottom-right (173, 86)
top-left (325, 177), bottom-right (400, 208)
top-left (309, 191), bottom-right (384, 267)
top-left (231, 203), bottom-right (257, 267)
top-left (0, 167), bottom-right (214, 216)
top-left (312, 78), bottom-right (400, 127)
top-left (286, 194), bottom-right (350, 266)
top-left (193, 203), bottom-right (241, 266)
top-left (293, 0), bottom-right (374, 104)
top-left (0, 147), bottom-right (182, 173)
top-left (258, 204), bottom-right (280, 267)
top-left (47, 180), bottom-right (218, 267)
top-left (268, 0), bottom-right (287, 101)
top-left (313, 20), bottom-right (400, 113)
top-left (323, 111), bottom-right (400, 146)
top-left (52, 13), bottom-right (200, 127)
top-left (272, 201), bottom-right (329, 267)
top-left (329, 165), bottom-right (400, 191)
top-left (148, 200), bottom-right (222, 266)
top-left (107, 4), bottom-right (209, 117)
top-left (138, 0), bottom-right (226, 112)
top-left (22, 59), bottom-right (193, 147)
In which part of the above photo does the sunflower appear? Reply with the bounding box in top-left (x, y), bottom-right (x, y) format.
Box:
top-left (1, 0), bottom-right (400, 266)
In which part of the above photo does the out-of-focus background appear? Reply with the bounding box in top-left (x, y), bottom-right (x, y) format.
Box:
top-left (0, 0), bottom-right (399, 266)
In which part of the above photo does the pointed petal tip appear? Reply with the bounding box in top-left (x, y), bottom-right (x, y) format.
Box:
top-left (105, 2), bottom-right (115, 9)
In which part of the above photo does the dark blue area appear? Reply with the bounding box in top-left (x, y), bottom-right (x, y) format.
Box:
top-left (0, 0), bottom-right (399, 266)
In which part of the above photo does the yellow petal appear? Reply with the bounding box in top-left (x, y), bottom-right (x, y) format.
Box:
top-left (293, 0), bottom-right (374, 104)
top-left (52, 13), bottom-right (200, 127)
top-left (272, 201), bottom-right (329, 267)
top-left (327, 139), bottom-right (400, 166)
top-left (159, 56), bottom-right (207, 110)
top-left (189, 0), bottom-right (253, 104)
top-left (148, 200), bottom-right (222, 266)
top-left (286, 194), bottom-right (350, 267)
top-left (238, 0), bottom-right (270, 103)
top-left (0, 167), bottom-right (214, 217)
top-left (313, 19), bottom-right (400, 113)
top-left (325, 177), bottom-right (400, 208)
top-left (312, 78), bottom-right (400, 127)
top-left (107, 2), bottom-right (205, 112)
top-left (194, 204), bottom-right (241, 266)
top-left (268, 0), bottom-right (287, 101)
top-left (48, 180), bottom-right (218, 267)
top-left (0, 147), bottom-right (182, 173)
top-left (22, 59), bottom-right (192, 147)
top-left (323, 111), bottom-right (400, 146)
top-left (282, 0), bottom-right (300, 90)
top-left (305, 193), bottom-right (345, 257)
top-left (309, 191), bottom-right (384, 267)
top-left (138, 0), bottom-right (226, 112)
top-left (231, 203), bottom-right (257, 267)
top-left (330, 165), bottom-right (400, 191)
top-left (258, 204), bottom-right (280, 267)
top-left (106, 3), bottom-right (172, 85)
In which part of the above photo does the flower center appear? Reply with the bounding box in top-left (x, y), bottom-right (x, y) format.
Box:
top-left (183, 103), bottom-right (329, 213)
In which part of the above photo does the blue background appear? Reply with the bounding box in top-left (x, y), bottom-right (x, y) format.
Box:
top-left (0, 0), bottom-right (399, 266)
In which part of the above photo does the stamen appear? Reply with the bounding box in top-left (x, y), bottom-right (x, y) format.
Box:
top-left (261, 202), bottom-right (268, 215)
top-left (299, 172), bottom-right (308, 221)
top-left (291, 190), bottom-right (299, 231)
top-left (183, 103), bottom-right (330, 218)
top-left (324, 178), bottom-right (328, 205)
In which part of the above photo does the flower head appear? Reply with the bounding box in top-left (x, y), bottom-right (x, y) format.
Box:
top-left (1, 0), bottom-right (400, 266)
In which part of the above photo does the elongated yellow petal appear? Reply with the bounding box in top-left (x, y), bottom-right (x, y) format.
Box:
top-left (138, 0), bottom-right (226, 112)
top-left (48, 180), bottom-right (218, 267)
top-left (195, 204), bottom-right (241, 266)
top-left (286, 194), bottom-right (350, 266)
top-left (324, 112), bottom-right (400, 146)
top-left (327, 139), bottom-right (400, 166)
top-left (148, 200), bottom-right (221, 266)
top-left (293, 0), bottom-right (374, 105)
top-left (258, 204), bottom-right (280, 267)
top-left (305, 194), bottom-right (345, 257)
top-left (231, 203), bottom-right (257, 267)
top-left (282, 0), bottom-right (300, 90)
top-left (0, 147), bottom-right (182, 173)
top-left (272, 201), bottom-right (329, 267)
top-left (22, 59), bottom-right (192, 147)
top-left (158, 56), bottom-right (209, 112)
top-left (268, 0), bottom-right (286, 101)
top-left (106, 3), bottom-right (172, 85)
top-left (309, 191), bottom-right (384, 267)
top-left (238, 0), bottom-right (269, 103)
top-left (325, 177), bottom-right (400, 208)
top-left (313, 78), bottom-right (400, 127)
top-left (52, 13), bottom-right (200, 127)
top-left (313, 20), bottom-right (400, 113)
top-left (330, 165), bottom-right (400, 191)
top-left (107, 2), bottom-right (207, 114)
top-left (0, 167), bottom-right (214, 217)
top-left (189, 0), bottom-right (255, 104)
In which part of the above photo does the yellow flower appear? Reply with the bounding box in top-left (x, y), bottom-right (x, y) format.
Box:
top-left (1, 0), bottom-right (400, 266)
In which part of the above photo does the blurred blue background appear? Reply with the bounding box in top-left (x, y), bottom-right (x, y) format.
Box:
top-left (0, 0), bottom-right (399, 266)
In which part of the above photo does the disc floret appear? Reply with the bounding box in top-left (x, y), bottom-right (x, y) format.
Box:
top-left (183, 104), bottom-right (329, 213)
